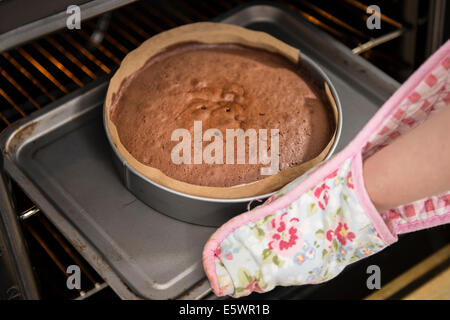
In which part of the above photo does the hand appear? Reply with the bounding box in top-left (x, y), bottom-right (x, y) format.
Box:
top-left (203, 151), bottom-right (392, 297)
top-left (202, 40), bottom-right (450, 297)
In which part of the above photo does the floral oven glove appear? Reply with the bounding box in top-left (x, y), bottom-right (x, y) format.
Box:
top-left (202, 41), bottom-right (450, 297)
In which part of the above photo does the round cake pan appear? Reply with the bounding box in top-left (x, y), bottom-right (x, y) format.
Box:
top-left (104, 51), bottom-right (342, 227)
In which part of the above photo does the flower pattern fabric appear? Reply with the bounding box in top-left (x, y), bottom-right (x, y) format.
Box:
top-left (204, 41), bottom-right (450, 298)
top-left (213, 158), bottom-right (386, 297)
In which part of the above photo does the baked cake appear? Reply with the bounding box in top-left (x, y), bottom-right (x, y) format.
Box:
top-left (109, 42), bottom-right (333, 187)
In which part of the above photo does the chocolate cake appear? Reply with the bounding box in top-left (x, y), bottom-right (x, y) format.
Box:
top-left (109, 42), bottom-right (334, 187)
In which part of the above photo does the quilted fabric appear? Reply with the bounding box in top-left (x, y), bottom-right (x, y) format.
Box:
top-left (203, 41), bottom-right (450, 297)
top-left (363, 55), bottom-right (450, 234)
top-left (213, 157), bottom-right (386, 297)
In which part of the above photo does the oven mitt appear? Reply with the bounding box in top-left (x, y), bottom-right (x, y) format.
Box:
top-left (203, 40), bottom-right (450, 297)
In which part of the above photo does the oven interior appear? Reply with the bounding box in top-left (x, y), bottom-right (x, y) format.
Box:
top-left (0, 0), bottom-right (449, 300)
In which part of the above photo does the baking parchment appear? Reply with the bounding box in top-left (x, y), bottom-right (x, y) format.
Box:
top-left (104, 22), bottom-right (338, 199)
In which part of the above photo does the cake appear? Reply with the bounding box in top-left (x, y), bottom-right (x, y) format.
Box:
top-left (109, 42), bottom-right (334, 187)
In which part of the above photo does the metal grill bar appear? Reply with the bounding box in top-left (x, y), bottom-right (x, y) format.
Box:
top-left (278, 0), bottom-right (354, 41)
top-left (77, 30), bottom-right (123, 65)
top-left (139, 2), bottom-right (178, 27)
top-left (0, 104), bottom-right (11, 125)
top-left (31, 42), bottom-right (85, 88)
top-left (19, 206), bottom-right (106, 298)
top-left (0, 67), bottom-right (41, 110)
top-left (151, 3), bottom-right (194, 24)
top-left (58, 33), bottom-right (112, 74)
top-left (109, 21), bottom-right (142, 47)
top-left (1, 52), bottom-right (57, 101)
top-left (36, 214), bottom-right (99, 286)
top-left (343, 0), bottom-right (403, 28)
top-left (45, 37), bottom-right (97, 80)
top-left (189, 1), bottom-right (221, 16)
top-left (23, 222), bottom-right (86, 296)
top-left (352, 29), bottom-right (405, 55)
top-left (85, 20), bottom-right (130, 55)
top-left (0, 88), bottom-right (26, 117)
top-left (17, 47), bottom-right (69, 94)
top-left (75, 282), bottom-right (108, 300)
top-left (124, 6), bottom-right (165, 33)
top-left (295, 0), bottom-right (369, 39)
top-left (176, 2), bottom-right (210, 21)
top-left (18, 206), bottom-right (40, 220)
top-left (115, 13), bottom-right (154, 38)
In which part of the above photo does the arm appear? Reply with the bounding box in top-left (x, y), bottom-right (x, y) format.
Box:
top-left (364, 105), bottom-right (450, 213)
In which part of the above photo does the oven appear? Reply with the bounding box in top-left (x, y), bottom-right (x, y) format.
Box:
top-left (0, 0), bottom-right (448, 300)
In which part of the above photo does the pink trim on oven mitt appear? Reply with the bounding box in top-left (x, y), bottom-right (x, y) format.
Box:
top-left (203, 40), bottom-right (450, 297)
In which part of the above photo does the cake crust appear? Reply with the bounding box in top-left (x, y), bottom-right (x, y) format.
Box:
top-left (110, 42), bottom-right (334, 187)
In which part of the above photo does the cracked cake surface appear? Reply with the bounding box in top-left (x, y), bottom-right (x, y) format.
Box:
top-left (110, 42), bottom-right (333, 187)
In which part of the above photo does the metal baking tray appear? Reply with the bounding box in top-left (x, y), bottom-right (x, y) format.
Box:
top-left (0, 3), bottom-right (399, 300)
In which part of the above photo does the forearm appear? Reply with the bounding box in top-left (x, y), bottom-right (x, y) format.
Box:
top-left (363, 106), bottom-right (450, 213)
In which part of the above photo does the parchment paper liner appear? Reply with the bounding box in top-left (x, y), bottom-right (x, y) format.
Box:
top-left (104, 22), bottom-right (338, 199)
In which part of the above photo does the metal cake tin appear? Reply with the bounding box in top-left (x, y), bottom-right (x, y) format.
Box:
top-left (103, 47), bottom-right (343, 227)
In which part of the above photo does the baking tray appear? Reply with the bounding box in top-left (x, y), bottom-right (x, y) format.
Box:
top-left (0, 3), bottom-right (399, 299)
